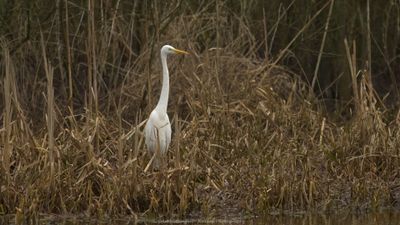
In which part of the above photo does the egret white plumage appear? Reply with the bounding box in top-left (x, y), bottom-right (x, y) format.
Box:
top-left (144, 45), bottom-right (188, 168)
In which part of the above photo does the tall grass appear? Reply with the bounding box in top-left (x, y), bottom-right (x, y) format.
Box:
top-left (0, 0), bottom-right (400, 220)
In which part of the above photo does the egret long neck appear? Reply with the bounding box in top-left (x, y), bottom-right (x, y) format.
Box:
top-left (155, 53), bottom-right (169, 113)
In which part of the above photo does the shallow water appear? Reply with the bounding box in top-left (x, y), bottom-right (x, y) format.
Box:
top-left (1, 211), bottom-right (400, 225)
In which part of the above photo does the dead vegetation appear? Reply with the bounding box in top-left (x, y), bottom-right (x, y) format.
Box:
top-left (1, 0), bottom-right (400, 220)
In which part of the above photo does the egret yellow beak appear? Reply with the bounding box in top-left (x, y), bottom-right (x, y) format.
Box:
top-left (172, 48), bottom-right (189, 55)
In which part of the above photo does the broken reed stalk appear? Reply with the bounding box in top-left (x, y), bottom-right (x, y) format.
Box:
top-left (2, 45), bottom-right (12, 179)
top-left (46, 63), bottom-right (56, 181)
top-left (64, 0), bottom-right (74, 114)
top-left (311, 0), bottom-right (335, 92)
top-left (86, 0), bottom-right (98, 157)
top-left (262, 8), bottom-right (269, 63)
top-left (344, 38), bottom-right (361, 115)
top-left (174, 113), bottom-right (181, 169)
top-left (131, 114), bottom-right (141, 194)
top-left (56, 0), bottom-right (67, 100)
top-left (90, 0), bottom-right (99, 151)
top-left (117, 91), bottom-right (124, 165)
top-left (41, 31), bottom-right (56, 180)
top-left (366, 0), bottom-right (373, 100)
top-left (214, 0), bottom-right (224, 101)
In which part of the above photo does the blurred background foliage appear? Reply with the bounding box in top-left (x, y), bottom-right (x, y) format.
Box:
top-left (0, 0), bottom-right (399, 116)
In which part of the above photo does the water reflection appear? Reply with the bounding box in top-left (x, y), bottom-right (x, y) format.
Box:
top-left (1, 211), bottom-right (400, 225)
top-left (255, 211), bottom-right (400, 225)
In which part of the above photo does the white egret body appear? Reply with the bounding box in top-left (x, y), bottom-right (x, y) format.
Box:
top-left (144, 45), bottom-right (188, 167)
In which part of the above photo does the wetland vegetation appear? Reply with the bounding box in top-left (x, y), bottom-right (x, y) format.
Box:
top-left (1, 0), bottom-right (400, 221)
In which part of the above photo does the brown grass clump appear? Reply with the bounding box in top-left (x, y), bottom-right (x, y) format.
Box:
top-left (1, 0), bottom-right (400, 220)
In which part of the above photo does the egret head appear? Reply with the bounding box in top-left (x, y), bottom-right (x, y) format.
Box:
top-left (161, 45), bottom-right (189, 56)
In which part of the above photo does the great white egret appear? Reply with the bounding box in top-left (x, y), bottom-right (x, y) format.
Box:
top-left (144, 45), bottom-right (188, 168)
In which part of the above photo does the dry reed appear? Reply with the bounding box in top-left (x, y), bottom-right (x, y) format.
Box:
top-left (0, 0), bottom-right (400, 221)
